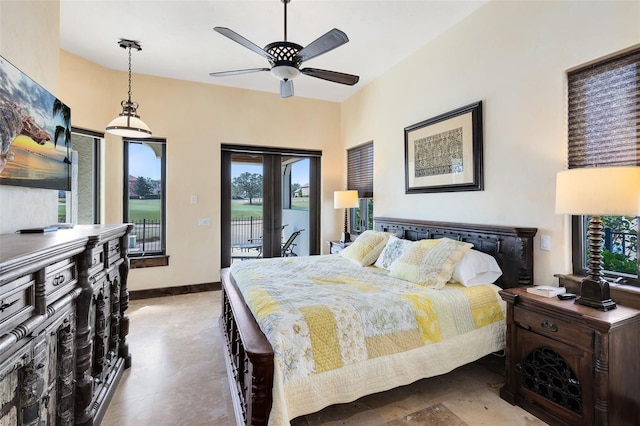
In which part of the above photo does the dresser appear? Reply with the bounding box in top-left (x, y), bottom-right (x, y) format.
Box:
top-left (499, 287), bottom-right (640, 425)
top-left (0, 224), bottom-right (133, 425)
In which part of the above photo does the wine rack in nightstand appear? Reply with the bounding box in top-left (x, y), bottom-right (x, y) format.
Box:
top-left (499, 287), bottom-right (640, 425)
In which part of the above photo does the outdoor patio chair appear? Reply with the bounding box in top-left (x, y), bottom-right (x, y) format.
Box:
top-left (281, 229), bottom-right (304, 257)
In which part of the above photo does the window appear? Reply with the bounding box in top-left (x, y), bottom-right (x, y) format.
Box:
top-left (283, 157), bottom-right (309, 211)
top-left (58, 128), bottom-right (102, 224)
top-left (123, 138), bottom-right (166, 258)
top-left (567, 48), bottom-right (639, 286)
top-left (347, 141), bottom-right (374, 235)
top-left (72, 128), bottom-right (101, 224)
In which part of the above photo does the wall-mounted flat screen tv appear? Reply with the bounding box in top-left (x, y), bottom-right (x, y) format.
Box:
top-left (0, 55), bottom-right (71, 191)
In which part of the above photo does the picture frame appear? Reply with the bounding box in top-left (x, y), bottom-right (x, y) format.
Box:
top-left (404, 101), bottom-right (483, 194)
top-left (0, 55), bottom-right (71, 191)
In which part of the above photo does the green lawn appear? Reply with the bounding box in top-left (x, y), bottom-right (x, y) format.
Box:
top-left (129, 199), bottom-right (162, 221)
top-left (231, 197), bottom-right (309, 219)
top-left (232, 199), bottom-right (263, 219)
top-left (127, 198), bottom-right (306, 222)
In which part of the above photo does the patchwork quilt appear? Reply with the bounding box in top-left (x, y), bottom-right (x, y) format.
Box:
top-left (230, 254), bottom-right (506, 424)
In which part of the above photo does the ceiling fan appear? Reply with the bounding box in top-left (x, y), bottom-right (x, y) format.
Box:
top-left (209, 0), bottom-right (359, 98)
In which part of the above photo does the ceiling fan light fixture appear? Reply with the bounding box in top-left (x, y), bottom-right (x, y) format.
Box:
top-left (271, 65), bottom-right (300, 81)
top-left (106, 39), bottom-right (152, 139)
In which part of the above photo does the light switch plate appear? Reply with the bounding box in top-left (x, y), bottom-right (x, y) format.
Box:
top-left (540, 235), bottom-right (551, 251)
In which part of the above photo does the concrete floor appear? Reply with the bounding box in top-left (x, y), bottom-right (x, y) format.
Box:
top-left (102, 291), bottom-right (547, 426)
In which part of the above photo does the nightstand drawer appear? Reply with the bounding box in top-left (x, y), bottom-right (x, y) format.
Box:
top-left (514, 306), bottom-right (592, 349)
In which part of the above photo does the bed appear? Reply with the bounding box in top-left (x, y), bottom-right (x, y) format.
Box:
top-left (220, 217), bottom-right (537, 425)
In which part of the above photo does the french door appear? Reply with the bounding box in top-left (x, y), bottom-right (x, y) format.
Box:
top-left (220, 144), bottom-right (321, 268)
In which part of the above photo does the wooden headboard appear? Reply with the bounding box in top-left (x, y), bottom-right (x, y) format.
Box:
top-left (374, 217), bottom-right (537, 289)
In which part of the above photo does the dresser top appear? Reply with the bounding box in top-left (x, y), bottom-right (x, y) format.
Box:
top-left (0, 224), bottom-right (130, 274)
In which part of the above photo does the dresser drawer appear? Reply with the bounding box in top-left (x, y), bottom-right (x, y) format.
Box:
top-left (514, 306), bottom-right (593, 349)
top-left (106, 239), bottom-right (121, 267)
top-left (89, 246), bottom-right (105, 275)
top-left (0, 274), bottom-right (35, 334)
top-left (44, 258), bottom-right (77, 304)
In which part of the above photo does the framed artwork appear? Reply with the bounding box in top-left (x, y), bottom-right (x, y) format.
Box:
top-left (0, 55), bottom-right (71, 191)
top-left (404, 101), bottom-right (483, 194)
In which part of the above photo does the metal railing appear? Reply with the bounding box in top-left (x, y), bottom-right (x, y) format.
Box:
top-left (231, 217), bottom-right (263, 245)
top-left (129, 219), bottom-right (162, 253)
top-left (604, 228), bottom-right (638, 260)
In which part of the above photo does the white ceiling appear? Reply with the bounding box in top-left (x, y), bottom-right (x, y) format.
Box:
top-left (60, 0), bottom-right (487, 103)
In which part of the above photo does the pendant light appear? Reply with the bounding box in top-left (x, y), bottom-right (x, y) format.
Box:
top-left (106, 39), bottom-right (152, 138)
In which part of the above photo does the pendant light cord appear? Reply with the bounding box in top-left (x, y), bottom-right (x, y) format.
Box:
top-left (127, 46), bottom-right (133, 103)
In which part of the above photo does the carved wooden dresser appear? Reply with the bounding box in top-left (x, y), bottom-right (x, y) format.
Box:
top-left (500, 286), bottom-right (640, 425)
top-left (0, 224), bottom-right (133, 425)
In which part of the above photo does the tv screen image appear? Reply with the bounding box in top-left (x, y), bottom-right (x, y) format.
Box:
top-left (0, 55), bottom-right (71, 191)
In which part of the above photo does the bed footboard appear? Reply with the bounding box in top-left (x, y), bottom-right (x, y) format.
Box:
top-left (220, 268), bottom-right (273, 426)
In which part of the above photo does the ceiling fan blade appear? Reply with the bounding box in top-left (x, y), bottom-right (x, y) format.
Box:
top-left (301, 68), bottom-right (360, 86)
top-left (214, 27), bottom-right (275, 61)
top-left (297, 28), bottom-right (349, 63)
top-left (280, 79), bottom-right (294, 98)
top-left (209, 68), bottom-right (270, 77)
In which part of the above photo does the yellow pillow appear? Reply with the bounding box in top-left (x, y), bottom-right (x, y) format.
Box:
top-left (389, 238), bottom-right (472, 289)
top-left (340, 230), bottom-right (393, 266)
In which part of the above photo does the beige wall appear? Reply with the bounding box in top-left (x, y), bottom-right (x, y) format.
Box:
top-left (3, 0), bottom-right (639, 291)
top-left (342, 0), bottom-right (640, 285)
top-left (59, 51), bottom-right (343, 290)
top-left (0, 1), bottom-right (60, 233)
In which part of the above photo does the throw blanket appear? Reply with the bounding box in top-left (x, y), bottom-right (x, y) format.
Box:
top-left (230, 254), bottom-right (506, 424)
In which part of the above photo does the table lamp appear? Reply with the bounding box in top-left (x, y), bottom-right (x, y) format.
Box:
top-left (334, 190), bottom-right (359, 243)
top-left (555, 166), bottom-right (640, 310)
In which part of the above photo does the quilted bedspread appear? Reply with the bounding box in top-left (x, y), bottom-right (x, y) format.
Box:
top-left (230, 254), bottom-right (506, 424)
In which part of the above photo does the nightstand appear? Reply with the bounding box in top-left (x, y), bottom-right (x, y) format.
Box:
top-left (499, 287), bottom-right (640, 425)
top-left (327, 240), bottom-right (351, 254)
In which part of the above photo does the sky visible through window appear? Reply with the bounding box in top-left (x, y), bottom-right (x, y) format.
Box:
top-left (232, 161), bottom-right (309, 186)
top-left (130, 146), bottom-right (309, 187)
top-left (130, 143), bottom-right (160, 180)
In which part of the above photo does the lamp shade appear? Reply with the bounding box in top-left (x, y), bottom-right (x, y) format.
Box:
top-left (334, 190), bottom-right (359, 209)
top-left (555, 166), bottom-right (640, 215)
top-left (106, 114), bottom-right (152, 138)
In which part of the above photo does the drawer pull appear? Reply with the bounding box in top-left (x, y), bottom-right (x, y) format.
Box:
top-left (53, 273), bottom-right (66, 286)
top-left (0, 298), bottom-right (19, 312)
top-left (541, 319), bottom-right (558, 332)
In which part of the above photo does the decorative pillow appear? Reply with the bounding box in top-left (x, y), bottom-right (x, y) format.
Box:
top-left (340, 230), bottom-right (392, 266)
top-left (451, 249), bottom-right (503, 287)
top-left (374, 235), bottom-right (414, 270)
top-left (389, 238), bottom-right (473, 289)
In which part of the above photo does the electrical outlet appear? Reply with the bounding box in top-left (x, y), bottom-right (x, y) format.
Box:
top-left (540, 235), bottom-right (551, 251)
top-left (190, 195), bottom-right (198, 204)
top-left (198, 217), bottom-right (210, 226)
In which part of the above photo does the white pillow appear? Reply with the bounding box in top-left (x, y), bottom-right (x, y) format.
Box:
top-left (451, 249), bottom-right (502, 287)
top-left (374, 235), bottom-right (414, 270)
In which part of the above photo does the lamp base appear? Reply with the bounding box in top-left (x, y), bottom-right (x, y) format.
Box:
top-left (340, 231), bottom-right (351, 243)
top-left (575, 277), bottom-right (616, 311)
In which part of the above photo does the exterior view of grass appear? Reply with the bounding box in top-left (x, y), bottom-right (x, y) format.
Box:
top-left (127, 197), bottom-right (306, 222)
top-left (129, 199), bottom-right (161, 221)
top-left (231, 197), bottom-right (309, 219)
top-left (232, 199), bottom-right (263, 219)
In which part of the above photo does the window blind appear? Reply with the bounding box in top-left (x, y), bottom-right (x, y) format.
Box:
top-left (567, 48), bottom-right (640, 168)
top-left (347, 141), bottom-right (373, 198)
